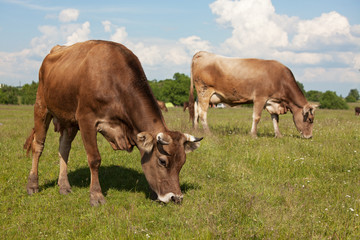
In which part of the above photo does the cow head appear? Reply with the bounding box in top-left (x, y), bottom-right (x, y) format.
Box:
top-left (292, 104), bottom-right (317, 138)
top-left (137, 131), bottom-right (202, 203)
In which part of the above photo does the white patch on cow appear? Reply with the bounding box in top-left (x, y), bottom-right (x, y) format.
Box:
top-left (157, 192), bottom-right (175, 203)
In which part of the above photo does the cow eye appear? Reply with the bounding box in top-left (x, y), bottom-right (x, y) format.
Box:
top-left (158, 158), bottom-right (167, 167)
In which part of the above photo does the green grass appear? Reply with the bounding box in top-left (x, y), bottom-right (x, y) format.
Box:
top-left (1, 104), bottom-right (359, 239)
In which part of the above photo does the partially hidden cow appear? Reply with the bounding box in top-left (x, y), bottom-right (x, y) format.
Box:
top-left (189, 51), bottom-right (317, 138)
top-left (355, 107), bottom-right (360, 116)
top-left (157, 100), bottom-right (168, 112)
top-left (24, 40), bottom-right (202, 206)
top-left (183, 101), bottom-right (189, 112)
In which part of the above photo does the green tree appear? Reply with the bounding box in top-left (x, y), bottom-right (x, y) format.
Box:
top-left (319, 91), bottom-right (349, 109)
top-left (148, 73), bottom-right (192, 106)
top-left (0, 85), bottom-right (19, 104)
top-left (296, 81), bottom-right (306, 95)
top-left (345, 89), bottom-right (359, 102)
top-left (21, 81), bottom-right (38, 104)
top-left (306, 90), bottom-right (323, 102)
top-left (168, 73), bottom-right (191, 105)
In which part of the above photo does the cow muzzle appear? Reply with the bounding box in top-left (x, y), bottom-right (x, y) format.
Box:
top-left (157, 192), bottom-right (183, 204)
top-left (301, 133), bottom-right (312, 139)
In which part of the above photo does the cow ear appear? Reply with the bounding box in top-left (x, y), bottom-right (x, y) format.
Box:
top-left (310, 104), bottom-right (318, 115)
top-left (302, 104), bottom-right (312, 115)
top-left (137, 132), bottom-right (154, 153)
top-left (303, 104), bottom-right (317, 116)
top-left (184, 133), bottom-right (203, 154)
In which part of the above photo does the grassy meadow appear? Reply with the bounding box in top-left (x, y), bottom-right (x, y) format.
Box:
top-left (1, 104), bottom-right (359, 239)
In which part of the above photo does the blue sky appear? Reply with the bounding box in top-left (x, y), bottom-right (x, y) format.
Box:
top-left (1, 0), bottom-right (359, 96)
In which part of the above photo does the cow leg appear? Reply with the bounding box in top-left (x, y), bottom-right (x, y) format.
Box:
top-left (271, 114), bottom-right (282, 138)
top-left (197, 99), bottom-right (210, 133)
top-left (27, 107), bottom-right (52, 194)
top-left (58, 127), bottom-right (78, 195)
top-left (250, 100), bottom-right (266, 137)
top-left (78, 120), bottom-right (105, 206)
top-left (194, 101), bottom-right (199, 129)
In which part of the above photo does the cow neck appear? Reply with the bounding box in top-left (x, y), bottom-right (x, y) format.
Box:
top-left (124, 75), bottom-right (168, 136)
top-left (288, 95), bottom-right (308, 110)
top-left (286, 83), bottom-right (309, 110)
top-left (129, 100), bottom-right (168, 136)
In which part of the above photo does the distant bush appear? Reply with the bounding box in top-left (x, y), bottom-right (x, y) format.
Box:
top-left (0, 85), bottom-right (19, 104)
top-left (20, 81), bottom-right (38, 104)
top-left (0, 82), bottom-right (38, 105)
top-left (306, 90), bottom-right (323, 102)
top-left (345, 95), bottom-right (356, 103)
top-left (296, 81), bottom-right (305, 95)
top-left (149, 73), bottom-right (193, 106)
top-left (319, 91), bottom-right (349, 109)
top-left (345, 89), bottom-right (359, 102)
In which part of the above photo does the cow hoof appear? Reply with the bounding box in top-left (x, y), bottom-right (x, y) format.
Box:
top-left (26, 174), bottom-right (39, 195)
top-left (58, 180), bottom-right (72, 195)
top-left (90, 192), bottom-right (106, 206)
top-left (171, 195), bottom-right (183, 204)
top-left (59, 187), bottom-right (72, 195)
top-left (26, 186), bottom-right (39, 195)
top-left (250, 133), bottom-right (258, 138)
top-left (204, 128), bottom-right (211, 134)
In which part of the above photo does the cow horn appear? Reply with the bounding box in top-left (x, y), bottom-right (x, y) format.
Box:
top-left (184, 133), bottom-right (203, 142)
top-left (156, 133), bottom-right (171, 145)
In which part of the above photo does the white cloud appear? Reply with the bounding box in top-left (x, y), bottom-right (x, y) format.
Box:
top-left (299, 67), bottom-right (360, 84)
top-left (210, 0), bottom-right (360, 59)
top-left (210, 0), bottom-right (288, 56)
top-left (292, 11), bottom-right (352, 50)
top-left (102, 20), bottom-right (112, 33)
top-left (179, 36), bottom-right (212, 55)
top-left (0, 49), bottom-right (41, 84)
top-left (110, 27), bottom-right (128, 44)
top-left (353, 54), bottom-right (360, 70)
top-left (108, 26), bottom-right (209, 67)
top-left (30, 25), bottom-right (60, 56)
top-left (59, 8), bottom-right (79, 23)
top-left (0, 9), bottom-right (91, 85)
top-left (66, 21), bottom-right (91, 46)
top-left (164, 47), bottom-right (189, 65)
top-left (132, 43), bottom-right (163, 66)
top-left (273, 51), bottom-right (333, 65)
top-left (351, 25), bottom-right (360, 37)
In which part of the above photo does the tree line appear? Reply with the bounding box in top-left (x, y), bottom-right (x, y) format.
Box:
top-left (0, 74), bottom-right (359, 109)
top-left (0, 81), bottom-right (37, 105)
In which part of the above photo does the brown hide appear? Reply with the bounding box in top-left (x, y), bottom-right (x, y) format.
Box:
top-left (183, 101), bottom-right (189, 112)
top-left (157, 100), bottom-right (168, 112)
top-left (24, 40), bottom-right (201, 206)
top-left (189, 51), bottom-right (316, 138)
top-left (355, 107), bottom-right (360, 116)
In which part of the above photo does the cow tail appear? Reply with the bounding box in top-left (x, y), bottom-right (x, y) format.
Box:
top-left (24, 128), bottom-right (35, 157)
top-left (188, 60), bottom-right (195, 124)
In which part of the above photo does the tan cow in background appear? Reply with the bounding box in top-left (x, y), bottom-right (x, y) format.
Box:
top-left (189, 51), bottom-right (317, 138)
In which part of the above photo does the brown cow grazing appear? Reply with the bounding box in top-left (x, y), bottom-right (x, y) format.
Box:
top-left (24, 40), bottom-right (202, 206)
top-left (183, 101), bottom-right (189, 112)
top-left (355, 107), bottom-right (360, 116)
top-left (157, 100), bottom-right (168, 112)
top-left (189, 51), bottom-right (317, 138)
